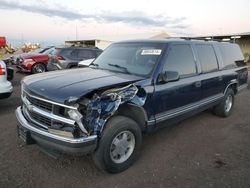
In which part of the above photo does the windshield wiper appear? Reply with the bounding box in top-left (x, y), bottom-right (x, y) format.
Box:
top-left (108, 63), bottom-right (131, 74)
top-left (89, 62), bottom-right (99, 67)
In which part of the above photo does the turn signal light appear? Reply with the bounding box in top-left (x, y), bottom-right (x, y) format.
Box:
top-left (0, 65), bottom-right (5, 75)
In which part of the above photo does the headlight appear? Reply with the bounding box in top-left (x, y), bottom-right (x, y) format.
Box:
top-left (67, 109), bottom-right (82, 121)
top-left (68, 109), bottom-right (88, 135)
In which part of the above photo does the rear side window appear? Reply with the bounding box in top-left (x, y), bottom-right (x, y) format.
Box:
top-left (164, 44), bottom-right (196, 77)
top-left (196, 44), bottom-right (218, 73)
top-left (219, 43), bottom-right (244, 68)
top-left (77, 49), bottom-right (96, 59)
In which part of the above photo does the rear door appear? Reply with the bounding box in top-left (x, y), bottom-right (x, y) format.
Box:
top-left (194, 44), bottom-right (224, 101)
top-left (153, 43), bottom-right (202, 123)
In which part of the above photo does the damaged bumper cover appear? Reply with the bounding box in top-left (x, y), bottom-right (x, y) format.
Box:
top-left (16, 107), bottom-right (98, 155)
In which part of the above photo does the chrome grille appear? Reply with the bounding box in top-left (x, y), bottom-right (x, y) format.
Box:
top-left (26, 94), bottom-right (53, 112)
top-left (28, 110), bottom-right (52, 127)
top-left (21, 89), bottom-right (76, 130)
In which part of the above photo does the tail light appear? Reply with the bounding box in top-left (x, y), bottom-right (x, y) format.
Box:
top-left (55, 55), bottom-right (64, 60)
top-left (0, 64), bottom-right (5, 75)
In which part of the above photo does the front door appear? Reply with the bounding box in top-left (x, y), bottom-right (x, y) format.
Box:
top-left (153, 44), bottom-right (201, 123)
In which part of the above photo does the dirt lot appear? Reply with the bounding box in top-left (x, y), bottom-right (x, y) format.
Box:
top-left (0, 72), bottom-right (250, 188)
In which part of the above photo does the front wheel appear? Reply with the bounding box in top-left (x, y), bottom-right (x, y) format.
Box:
top-left (32, 63), bottom-right (46, 74)
top-left (93, 116), bottom-right (142, 173)
top-left (213, 88), bottom-right (234, 117)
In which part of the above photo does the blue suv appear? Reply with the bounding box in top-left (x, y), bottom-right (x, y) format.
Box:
top-left (16, 39), bottom-right (248, 173)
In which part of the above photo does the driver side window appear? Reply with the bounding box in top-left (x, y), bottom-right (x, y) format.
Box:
top-left (163, 44), bottom-right (197, 77)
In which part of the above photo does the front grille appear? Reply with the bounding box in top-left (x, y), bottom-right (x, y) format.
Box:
top-left (29, 110), bottom-right (52, 127)
top-left (22, 90), bottom-right (75, 130)
top-left (26, 94), bottom-right (53, 112)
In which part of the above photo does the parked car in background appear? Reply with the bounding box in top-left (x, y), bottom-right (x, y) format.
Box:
top-left (0, 60), bottom-right (13, 99)
top-left (6, 46), bottom-right (54, 65)
top-left (0, 36), bottom-right (6, 48)
top-left (47, 47), bottom-right (102, 71)
top-left (16, 46), bottom-right (55, 74)
top-left (16, 39), bottom-right (248, 173)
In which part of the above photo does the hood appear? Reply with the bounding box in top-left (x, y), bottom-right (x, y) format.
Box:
top-left (23, 68), bottom-right (144, 104)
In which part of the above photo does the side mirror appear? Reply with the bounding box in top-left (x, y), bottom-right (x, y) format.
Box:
top-left (158, 71), bottom-right (180, 83)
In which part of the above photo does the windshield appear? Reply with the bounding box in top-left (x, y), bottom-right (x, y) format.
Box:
top-left (92, 42), bottom-right (166, 77)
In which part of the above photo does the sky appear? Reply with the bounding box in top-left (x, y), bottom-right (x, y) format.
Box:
top-left (0, 0), bottom-right (250, 46)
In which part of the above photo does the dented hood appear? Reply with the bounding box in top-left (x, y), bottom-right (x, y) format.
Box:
top-left (23, 68), bottom-right (144, 104)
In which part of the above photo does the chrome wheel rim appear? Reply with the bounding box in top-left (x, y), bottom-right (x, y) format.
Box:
top-left (225, 95), bottom-right (233, 112)
top-left (110, 130), bottom-right (135, 164)
top-left (34, 64), bottom-right (45, 73)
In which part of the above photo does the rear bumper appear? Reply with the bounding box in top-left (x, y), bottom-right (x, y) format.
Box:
top-left (0, 92), bottom-right (12, 99)
top-left (0, 80), bottom-right (13, 99)
top-left (15, 106), bottom-right (98, 155)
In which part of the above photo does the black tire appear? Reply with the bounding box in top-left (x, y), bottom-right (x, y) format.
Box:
top-left (32, 63), bottom-right (46, 74)
top-left (213, 88), bottom-right (234, 117)
top-left (92, 116), bottom-right (142, 173)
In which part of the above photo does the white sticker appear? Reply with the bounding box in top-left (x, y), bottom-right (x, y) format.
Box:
top-left (141, 49), bottom-right (162, 55)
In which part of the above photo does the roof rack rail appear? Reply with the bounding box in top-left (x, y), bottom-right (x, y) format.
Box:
top-left (169, 37), bottom-right (227, 42)
top-left (167, 37), bottom-right (234, 43)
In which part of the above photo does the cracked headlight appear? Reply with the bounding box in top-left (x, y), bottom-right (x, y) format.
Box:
top-left (68, 109), bottom-right (82, 121)
top-left (68, 109), bottom-right (88, 135)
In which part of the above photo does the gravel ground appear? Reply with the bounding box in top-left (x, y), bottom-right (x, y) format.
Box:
top-left (0, 72), bottom-right (250, 188)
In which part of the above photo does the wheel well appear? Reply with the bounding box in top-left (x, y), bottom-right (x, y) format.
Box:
top-left (115, 103), bottom-right (148, 132)
top-left (227, 83), bottom-right (237, 94)
top-left (31, 62), bottom-right (47, 72)
top-left (67, 63), bottom-right (77, 69)
top-left (32, 62), bottom-right (46, 68)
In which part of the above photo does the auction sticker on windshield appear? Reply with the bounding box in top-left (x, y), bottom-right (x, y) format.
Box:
top-left (141, 49), bottom-right (162, 55)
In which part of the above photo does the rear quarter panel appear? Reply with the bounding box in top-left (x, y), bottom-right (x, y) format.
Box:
top-left (236, 67), bottom-right (248, 86)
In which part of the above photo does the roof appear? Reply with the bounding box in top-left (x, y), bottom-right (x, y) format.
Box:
top-left (194, 31), bottom-right (250, 38)
top-left (114, 38), bottom-right (220, 44)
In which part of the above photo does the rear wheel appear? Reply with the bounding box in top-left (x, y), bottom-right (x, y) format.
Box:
top-left (93, 116), bottom-right (142, 173)
top-left (32, 63), bottom-right (46, 74)
top-left (213, 88), bottom-right (234, 117)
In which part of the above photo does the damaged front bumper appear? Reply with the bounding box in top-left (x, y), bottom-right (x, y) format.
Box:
top-left (16, 106), bottom-right (98, 155)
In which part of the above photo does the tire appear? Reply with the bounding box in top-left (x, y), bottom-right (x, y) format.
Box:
top-left (213, 88), bottom-right (234, 117)
top-left (32, 63), bottom-right (46, 74)
top-left (93, 116), bottom-right (142, 173)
